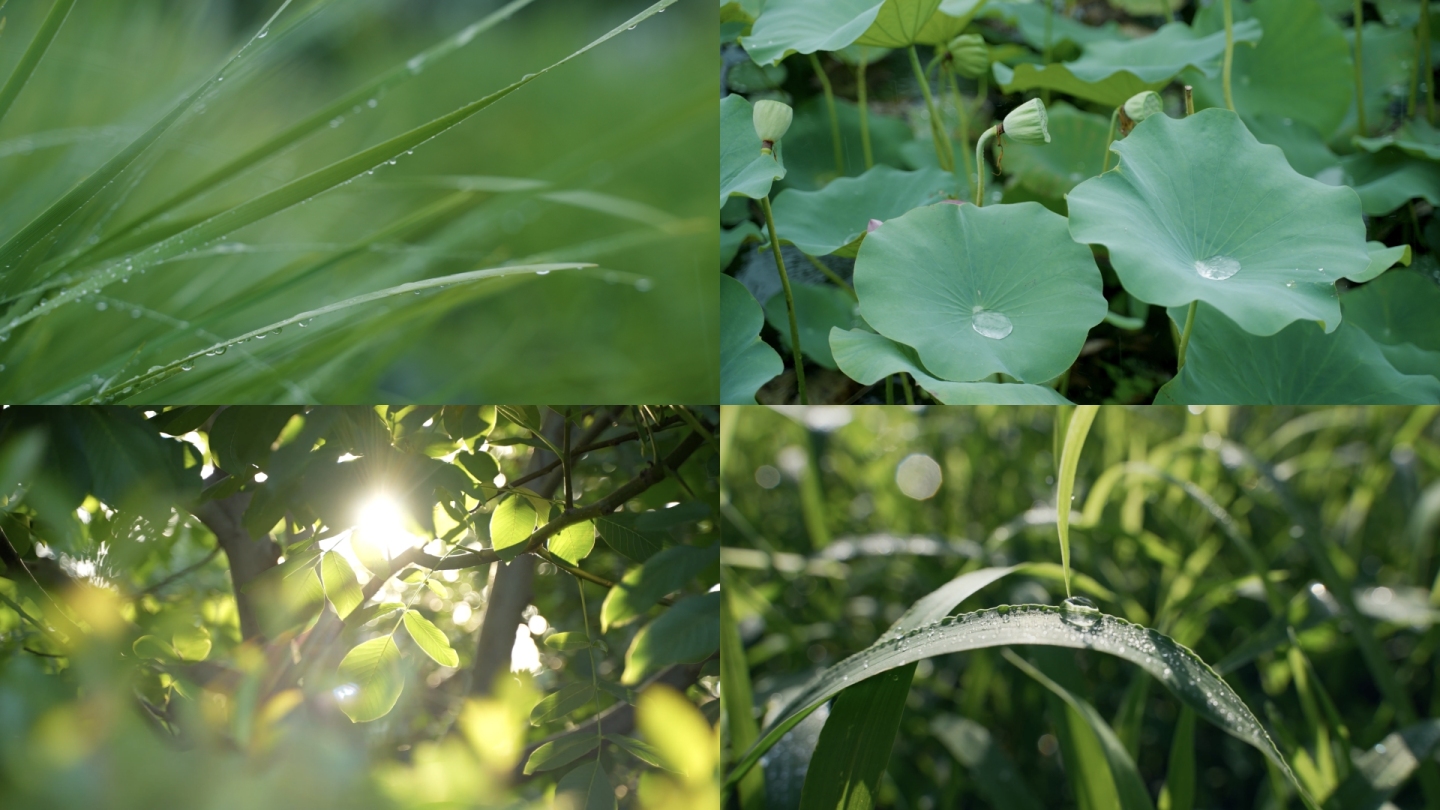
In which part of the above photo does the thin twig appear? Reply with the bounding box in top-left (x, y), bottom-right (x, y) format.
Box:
top-left (135, 547), bottom-right (221, 596)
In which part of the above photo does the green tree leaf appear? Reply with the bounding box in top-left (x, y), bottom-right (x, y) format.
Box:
top-left (622, 592), bottom-right (720, 685)
top-left (853, 201), bottom-right (1108, 383)
top-left (544, 632), bottom-right (593, 651)
top-left (606, 733), bottom-right (673, 770)
top-left (550, 519), bottom-right (596, 566)
top-left (601, 545), bottom-right (719, 631)
top-left (524, 735), bottom-right (603, 775)
top-left (132, 635), bottom-right (175, 660)
top-left (597, 513), bottom-right (668, 563)
top-left (171, 626), bottom-right (212, 662)
top-left (401, 610), bottom-right (458, 668)
top-left (490, 494), bottom-right (539, 562)
top-left (320, 551), bottom-right (363, 620)
top-left (530, 682), bottom-right (599, 725)
top-left (335, 635), bottom-right (403, 723)
top-left (556, 759), bottom-right (616, 810)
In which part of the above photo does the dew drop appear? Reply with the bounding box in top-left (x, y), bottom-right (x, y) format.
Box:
top-left (971, 308), bottom-right (1013, 340)
top-left (368, 98), bottom-right (378, 108)
top-left (536, 269), bottom-right (550, 276)
top-left (1061, 596), bottom-right (1101, 629)
top-left (330, 117), bottom-right (344, 128)
top-left (181, 363), bottom-right (194, 371)
top-left (635, 278), bottom-right (654, 292)
top-left (130, 309), bottom-right (142, 319)
top-left (1194, 255), bottom-right (1240, 280)
top-left (254, 332), bottom-right (267, 339)
top-left (96, 301), bottom-right (108, 311)
top-left (258, 29), bottom-right (268, 38)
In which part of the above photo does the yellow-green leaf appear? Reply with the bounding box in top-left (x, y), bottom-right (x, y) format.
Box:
top-left (321, 551), bottom-right (363, 619)
top-left (171, 625), bottom-right (212, 661)
top-left (530, 682), bottom-right (598, 725)
top-left (132, 635), bottom-right (174, 660)
top-left (335, 635), bottom-right (403, 723)
top-left (523, 734), bottom-right (601, 774)
top-left (401, 610), bottom-right (459, 668)
top-left (1056, 405), bottom-right (1099, 598)
top-left (550, 519), bottom-right (596, 565)
top-left (544, 631), bottom-right (592, 651)
top-left (490, 494), bottom-right (539, 562)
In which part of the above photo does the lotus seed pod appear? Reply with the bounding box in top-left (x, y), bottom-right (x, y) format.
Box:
top-left (947, 34), bottom-right (990, 79)
top-left (1001, 98), bottom-right (1050, 145)
top-left (752, 99), bottom-right (793, 155)
top-left (1123, 91), bottom-right (1163, 125)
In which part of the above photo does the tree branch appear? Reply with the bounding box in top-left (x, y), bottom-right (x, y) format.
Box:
top-left (495, 414), bottom-right (684, 495)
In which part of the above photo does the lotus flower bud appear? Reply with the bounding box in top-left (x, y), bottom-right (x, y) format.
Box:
top-left (947, 34), bottom-right (990, 79)
top-left (1001, 98), bottom-right (1050, 145)
top-left (1122, 91), bottom-right (1163, 125)
top-left (753, 99), bottom-right (793, 156)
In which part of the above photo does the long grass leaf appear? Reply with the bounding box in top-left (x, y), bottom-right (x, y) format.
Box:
top-left (0, 0), bottom-right (299, 281)
top-left (1056, 405), bottom-right (1099, 598)
top-left (725, 604), bottom-right (1316, 810)
top-left (799, 663), bottom-right (916, 810)
top-left (2, 0), bottom-right (678, 336)
top-left (1158, 707), bottom-right (1196, 810)
top-left (85, 262), bottom-right (592, 403)
top-left (1326, 720), bottom-right (1440, 810)
top-left (75, 0), bottom-right (542, 262)
top-left (930, 716), bottom-right (1043, 810)
top-left (1049, 692), bottom-right (1121, 810)
top-left (1004, 649), bottom-right (1153, 810)
top-left (0, 0), bottom-right (75, 130)
top-left (720, 569), bottom-right (765, 810)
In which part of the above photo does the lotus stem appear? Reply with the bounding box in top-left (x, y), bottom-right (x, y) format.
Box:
top-left (1043, 0), bottom-right (1054, 105)
top-left (974, 126), bottom-right (997, 206)
top-left (901, 374), bottom-right (915, 404)
top-left (857, 48), bottom-right (874, 169)
top-left (1422, 0), bottom-right (1434, 122)
top-left (809, 53), bottom-right (845, 176)
top-left (1352, 0), bottom-right (1366, 134)
top-left (1102, 107), bottom-right (1118, 172)
top-left (802, 252), bottom-right (856, 300)
top-left (885, 377), bottom-right (895, 404)
top-left (1177, 300), bottom-right (1198, 369)
top-left (1184, 84), bottom-right (1195, 116)
top-left (1222, 0), bottom-right (1236, 111)
top-left (908, 45), bottom-right (954, 172)
top-left (946, 66), bottom-right (974, 199)
top-left (759, 196), bottom-right (808, 404)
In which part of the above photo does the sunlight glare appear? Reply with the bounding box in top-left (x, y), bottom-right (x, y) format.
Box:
top-left (356, 495), bottom-right (421, 560)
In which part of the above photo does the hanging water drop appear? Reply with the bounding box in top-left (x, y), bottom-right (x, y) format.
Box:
top-left (96, 301), bottom-right (108, 311)
top-left (368, 98), bottom-right (378, 108)
top-left (536, 269), bottom-right (550, 276)
top-left (635, 278), bottom-right (653, 292)
top-left (181, 363), bottom-right (194, 371)
top-left (1061, 596), bottom-right (1101, 629)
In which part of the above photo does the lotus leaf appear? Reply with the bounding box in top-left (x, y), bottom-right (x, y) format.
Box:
top-left (1155, 302), bottom-right (1440, 403)
top-left (830, 328), bottom-right (1073, 403)
top-left (982, 3), bottom-right (1127, 51)
top-left (1242, 114), bottom-right (1340, 176)
top-left (1188, 0), bottom-right (1352, 137)
top-left (721, 94), bottom-right (787, 206)
top-left (854, 202), bottom-right (1107, 383)
top-left (772, 166), bottom-right (956, 256)
top-left (721, 0), bottom-right (767, 24)
top-left (1107, 0), bottom-right (1184, 16)
top-left (914, 0), bottom-right (991, 44)
top-left (781, 98), bottom-right (915, 190)
top-left (1067, 109), bottom-right (1369, 336)
top-left (1333, 24), bottom-right (1417, 139)
top-left (1336, 150), bottom-right (1440, 215)
top-left (992, 20), bottom-right (1261, 107)
top-left (1355, 118), bottom-right (1440, 162)
top-left (722, 221), bottom-right (764, 270)
top-left (1349, 241), bottom-right (1413, 283)
top-left (1002, 101), bottom-right (1110, 198)
top-left (1342, 271), bottom-right (1440, 353)
top-left (764, 282), bottom-right (859, 368)
top-left (721, 275), bottom-right (783, 403)
top-left (741, 0), bottom-right (944, 65)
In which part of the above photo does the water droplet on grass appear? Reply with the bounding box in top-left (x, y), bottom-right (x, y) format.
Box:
top-left (181, 363), bottom-right (194, 371)
top-left (1061, 596), bottom-right (1101, 629)
top-left (536, 270), bottom-right (550, 275)
top-left (971, 308), bottom-right (1013, 340)
top-left (635, 278), bottom-right (653, 292)
top-left (330, 117), bottom-right (344, 128)
top-left (368, 98), bottom-right (378, 108)
top-left (96, 302), bottom-right (108, 311)
top-left (1195, 256), bottom-right (1240, 280)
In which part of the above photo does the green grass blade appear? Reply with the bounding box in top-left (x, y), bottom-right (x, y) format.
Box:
top-left (721, 569), bottom-right (765, 810)
top-left (930, 715), bottom-right (1044, 810)
top-left (1004, 649), bottom-right (1152, 810)
top-left (1050, 692), bottom-right (1121, 810)
top-left (1326, 720), bottom-right (1440, 810)
top-left (3, 0), bottom-right (678, 336)
top-left (725, 605), bottom-right (1316, 810)
top-left (799, 663), bottom-right (916, 810)
top-left (75, 0), bottom-right (541, 262)
top-left (1158, 707), bottom-right (1196, 810)
top-left (1056, 405), bottom-right (1099, 598)
top-left (0, 0), bottom-right (299, 282)
top-left (0, 0), bottom-right (75, 130)
top-left (85, 262), bottom-right (592, 403)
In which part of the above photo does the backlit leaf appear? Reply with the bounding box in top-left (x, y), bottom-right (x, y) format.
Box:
top-left (401, 610), bottom-right (458, 668)
top-left (335, 635), bottom-right (403, 723)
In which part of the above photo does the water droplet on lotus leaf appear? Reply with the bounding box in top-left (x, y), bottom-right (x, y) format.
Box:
top-left (971, 309), bottom-right (1013, 340)
top-left (1195, 255), bottom-right (1240, 281)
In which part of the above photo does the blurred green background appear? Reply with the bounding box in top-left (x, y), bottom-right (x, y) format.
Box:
top-left (0, 0), bottom-right (715, 402)
top-left (722, 405), bottom-right (1440, 808)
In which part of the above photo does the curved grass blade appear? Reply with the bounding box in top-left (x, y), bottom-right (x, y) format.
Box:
top-left (721, 570), bottom-right (765, 810)
top-left (0, 0), bottom-right (75, 129)
top-left (1056, 405), bottom-right (1099, 598)
top-left (0, 0), bottom-right (301, 281)
top-left (1159, 707), bottom-right (1196, 810)
top-left (799, 663), bottom-right (916, 810)
top-left (1003, 649), bottom-right (1153, 810)
top-left (83, 262), bottom-right (591, 403)
top-left (724, 604), bottom-right (1316, 810)
top-left (72, 0), bottom-right (541, 265)
top-left (1327, 719), bottom-right (1440, 810)
top-left (2, 0), bottom-right (678, 335)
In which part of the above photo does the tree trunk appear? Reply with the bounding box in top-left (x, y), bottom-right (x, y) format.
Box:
top-left (191, 486), bottom-right (278, 641)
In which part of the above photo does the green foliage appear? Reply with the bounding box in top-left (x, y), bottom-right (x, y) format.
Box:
top-left (335, 635), bottom-right (404, 723)
top-left (400, 609), bottom-right (458, 668)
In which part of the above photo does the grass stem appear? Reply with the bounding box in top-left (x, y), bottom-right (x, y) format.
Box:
top-left (908, 46), bottom-right (954, 172)
top-left (760, 195), bottom-right (807, 404)
top-left (809, 52), bottom-right (845, 177)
